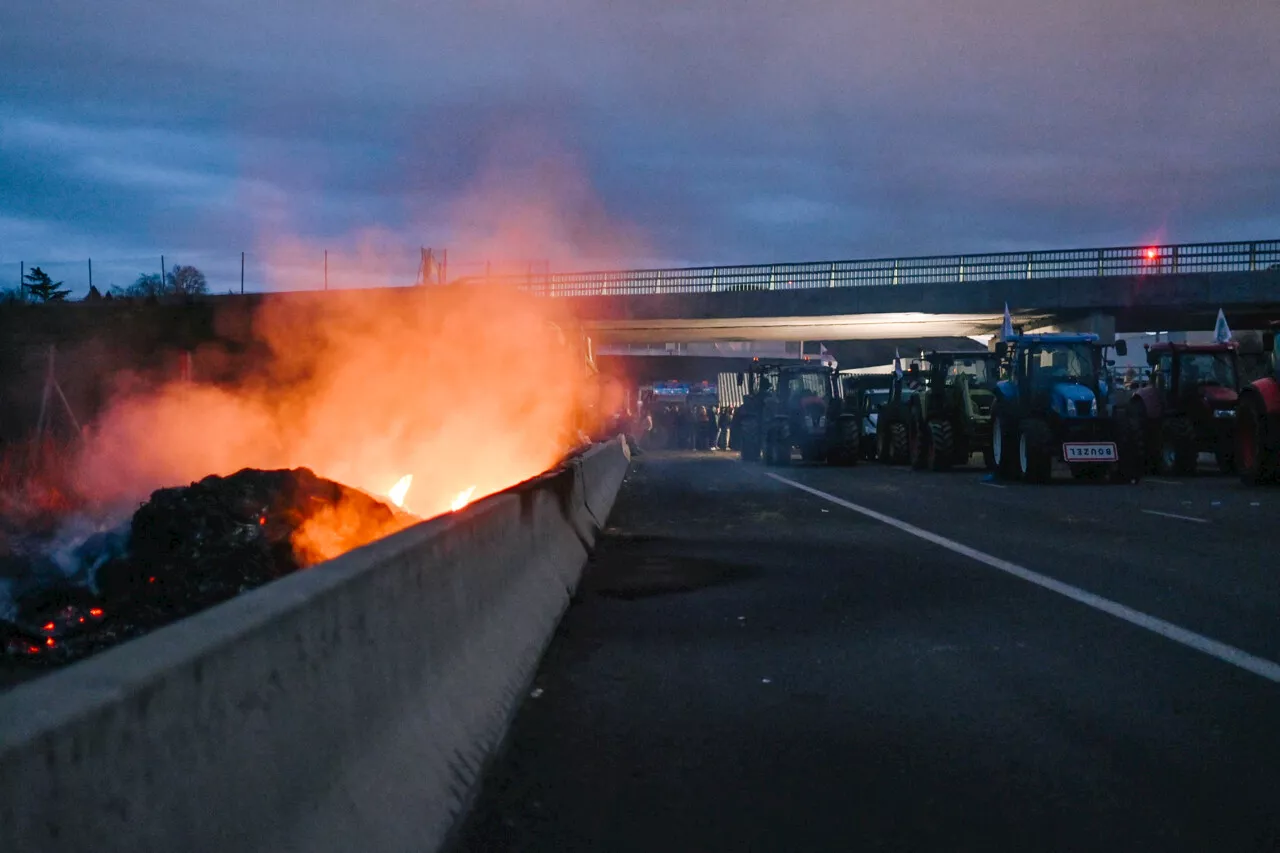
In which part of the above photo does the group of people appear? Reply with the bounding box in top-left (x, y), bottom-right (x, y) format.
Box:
top-left (635, 403), bottom-right (736, 452)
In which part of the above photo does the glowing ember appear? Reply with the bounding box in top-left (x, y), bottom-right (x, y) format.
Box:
top-left (388, 474), bottom-right (413, 509)
top-left (450, 485), bottom-right (477, 512)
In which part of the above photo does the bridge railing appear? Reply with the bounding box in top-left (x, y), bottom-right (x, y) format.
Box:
top-left (484, 239), bottom-right (1280, 297)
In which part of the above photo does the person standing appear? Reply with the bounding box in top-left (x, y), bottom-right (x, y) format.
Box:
top-left (715, 405), bottom-right (732, 450)
top-left (638, 407), bottom-right (654, 449)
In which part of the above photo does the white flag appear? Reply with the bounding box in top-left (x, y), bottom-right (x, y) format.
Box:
top-left (893, 348), bottom-right (903, 379)
top-left (1000, 302), bottom-right (1015, 341)
top-left (1214, 308), bottom-right (1232, 343)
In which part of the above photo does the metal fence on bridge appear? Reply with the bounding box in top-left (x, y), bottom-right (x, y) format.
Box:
top-left (495, 239), bottom-right (1280, 298)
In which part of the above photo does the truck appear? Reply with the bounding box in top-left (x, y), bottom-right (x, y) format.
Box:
top-left (1126, 341), bottom-right (1241, 475)
top-left (905, 350), bottom-right (1000, 470)
top-left (989, 333), bottom-right (1141, 483)
top-left (1237, 325), bottom-right (1280, 485)
top-left (736, 361), bottom-right (859, 466)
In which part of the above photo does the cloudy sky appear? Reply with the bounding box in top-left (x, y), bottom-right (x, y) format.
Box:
top-left (2, 0), bottom-right (1277, 292)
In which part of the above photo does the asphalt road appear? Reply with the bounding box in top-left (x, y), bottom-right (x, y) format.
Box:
top-left (454, 450), bottom-right (1280, 853)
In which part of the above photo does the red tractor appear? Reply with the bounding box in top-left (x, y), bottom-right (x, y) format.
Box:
top-left (1127, 341), bottom-right (1240, 475)
top-left (1237, 327), bottom-right (1280, 485)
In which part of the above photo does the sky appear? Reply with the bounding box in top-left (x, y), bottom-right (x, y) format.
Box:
top-left (1, 0), bottom-right (1278, 293)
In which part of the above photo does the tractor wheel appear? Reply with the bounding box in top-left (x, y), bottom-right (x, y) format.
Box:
top-left (889, 423), bottom-right (909, 464)
top-left (876, 427), bottom-right (891, 463)
top-left (1159, 417), bottom-right (1198, 476)
top-left (927, 420), bottom-right (953, 471)
top-left (992, 412), bottom-right (1020, 480)
top-left (835, 416), bottom-right (860, 466)
top-left (1112, 409), bottom-right (1143, 483)
top-left (1018, 418), bottom-right (1053, 483)
top-left (1215, 448), bottom-right (1236, 474)
top-left (740, 419), bottom-right (761, 463)
top-left (1237, 395), bottom-right (1274, 485)
top-left (769, 431), bottom-right (791, 467)
top-left (1127, 400), bottom-right (1158, 474)
top-left (909, 411), bottom-right (929, 470)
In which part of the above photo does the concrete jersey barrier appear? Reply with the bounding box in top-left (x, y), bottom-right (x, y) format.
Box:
top-left (0, 437), bottom-right (631, 853)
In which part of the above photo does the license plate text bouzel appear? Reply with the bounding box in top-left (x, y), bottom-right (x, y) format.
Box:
top-left (1063, 442), bottom-right (1117, 461)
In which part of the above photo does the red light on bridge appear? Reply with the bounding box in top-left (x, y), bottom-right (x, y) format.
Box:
top-left (1145, 247), bottom-right (1158, 260)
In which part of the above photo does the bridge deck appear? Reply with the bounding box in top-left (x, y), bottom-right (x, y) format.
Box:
top-left (456, 452), bottom-right (1280, 852)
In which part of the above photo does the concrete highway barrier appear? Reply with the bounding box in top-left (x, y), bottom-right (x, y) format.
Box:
top-left (0, 436), bottom-right (632, 853)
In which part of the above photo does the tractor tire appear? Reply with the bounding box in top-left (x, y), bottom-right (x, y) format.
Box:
top-left (981, 447), bottom-right (996, 470)
top-left (876, 428), bottom-right (891, 463)
top-left (1215, 448), bottom-right (1236, 474)
top-left (909, 411), bottom-right (929, 470)
top-left (1237, 395), bottom-right (1275, 485)
top-left (1126, 400), bottom-right (1158, 474)
top-left (992, 412), bottom-right (1020, 480)
top-left (1112, 409), bottom-right (1143, 484)
top-left (1159, 417), bottom-right (1198, 476)
top-left (1018, 418), bottom-right (1053, 483)
top-left (889, 423), bottom-right (909, 464)
top-left (767, 429), bottom-right (791, 467)
top-left (740, 419), bottom-right (761, 463)
top-left (837, 416), bottom-right (860, 467)
top-left (927, 420), bottom-right (953, 471)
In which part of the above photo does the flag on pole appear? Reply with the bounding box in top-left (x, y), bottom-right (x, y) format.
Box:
top-left (1214, 308), bottom-right (1232, 343)
top-left (893, 348), bottom-right (903, 379)
top-left (819, 343), bottom-right (837, 368)
top-left (1000, 302), bottom-right (1015, 341)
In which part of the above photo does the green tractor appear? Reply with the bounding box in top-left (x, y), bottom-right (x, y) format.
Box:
top-left (873, 363), bottom-right (923, 464)
top-left (906, 351), bottom-right (1001, 471)
top-left (737, 361), bottom-right (859, 466)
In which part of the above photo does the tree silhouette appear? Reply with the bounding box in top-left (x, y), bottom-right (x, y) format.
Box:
top-left (167, 265), bottom-right (208, 295)
top-left (124, 273), bottom-right (166, 298)
top-left (22, 266), bottom-right (71, 302)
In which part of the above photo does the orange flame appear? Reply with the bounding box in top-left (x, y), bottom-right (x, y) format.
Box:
top-left (450, 485), bottom-right (477, 512)
top-left (67, 147), bottom-right (630, 564)
top-left (388, 474), bottom-right (413, 509)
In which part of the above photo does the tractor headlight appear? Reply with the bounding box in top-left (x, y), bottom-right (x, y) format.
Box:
top-left (1214, 408), bottom-right (1236, 419)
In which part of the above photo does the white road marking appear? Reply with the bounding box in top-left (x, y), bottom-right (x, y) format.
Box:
top-left (768, 473), bottom-right (1280, 685)
top-left (979, 481), bottom-right (1007, 489)
top-left (1141, 509), bottom-right (1209, 524)
top-left (1146, 478), bottom-right (1182, 485)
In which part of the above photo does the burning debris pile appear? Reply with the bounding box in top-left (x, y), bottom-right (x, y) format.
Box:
top-left (1, 467), bottom-right (416, 669)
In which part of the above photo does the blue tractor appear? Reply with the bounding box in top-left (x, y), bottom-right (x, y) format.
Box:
top-left (989, 332), bottom-right (1141, 483)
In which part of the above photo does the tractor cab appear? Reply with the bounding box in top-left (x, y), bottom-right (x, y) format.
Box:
top-left (736, 360), bottom-right (858, 466)
top-left (1129, 342), bottom-right (1241, 475)
top-left (993, 333), bottom-right (1122, 419)
top-left (1144, 343), bottom-right (1239, 414)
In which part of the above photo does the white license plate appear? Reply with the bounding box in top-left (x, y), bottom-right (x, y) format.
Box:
top-left (1063, 442), bottom-right (1117, 462)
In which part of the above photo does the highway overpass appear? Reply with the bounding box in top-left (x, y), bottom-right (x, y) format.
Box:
top-left (473, 239), bottom-right (1280, 342)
